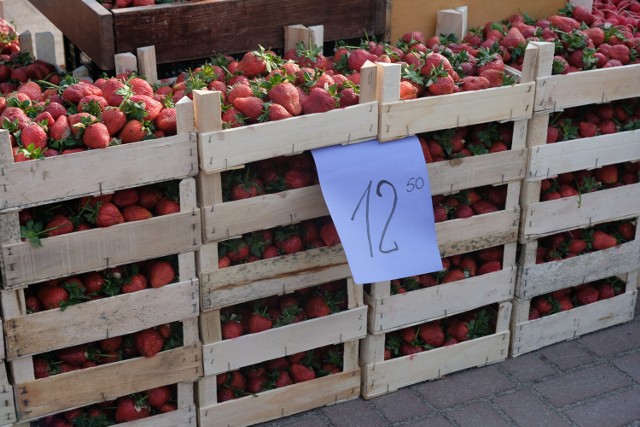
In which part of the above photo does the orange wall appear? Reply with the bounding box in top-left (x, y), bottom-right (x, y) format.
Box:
top-left (388, 0), bottom-right (567, 40)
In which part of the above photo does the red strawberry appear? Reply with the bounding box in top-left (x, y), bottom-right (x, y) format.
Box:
top-left (533, 297), bottom-right (553, 315)
top-left (221, 318), bottom-right (244, 339)
top-left (268, 82), bottom-right (302, 116)
top-left (154, 108), bottom-right (177, 134)
top-left (138, 186), bottom-right (163, 209)
top-left (447, 322), bottom-right (469, 342)
top-left (617, 222), bottom-right (635, 241)
top-left (115, 397), bottom-right (150, 423)
top-left (102, 107), bottom-right (127, 136)
top-left (99, 336), bottom-right (123, 352)
top-left (319, 222), bottom-right (340, 246)
top-left (25, 295), bottom-right (42, 313)
top-left (147, 260), bottom-right (175, 288)
top-left (419, 323), bottom-right (445, 347)
top-left (155, 198), bottom-right (180, 216)
top-left (594, 165), bottom-right (618, 185)
top-left (112, 188), bottom-right (140, 208)
top-left (442, 268), bottom-right (467, 283)
top-left (120, 120), bottom-right (146, 143)
top-left (147, 386), bottom-right (172, 408)
top-left (129, 77), bottom-right (154, 97)
top-left (559, 297), bottom-right (574, 311)
top-left (427, 72), bottom-right (455, 95)
top-left (96, 202), bottom-right (124, 227)
top-left (284, 169), bottom-right (313, 189)
top-left (122, 273), bottom-right (148, 293)
top-left (289, 363), bottom-right (316, 383)
top-left (233, 96), bottom-right (264, 122)
top-left (246, 376), bottom-right (268, 393)
top-left (49, 115), bottom-right (72, 141)
top-left (460, 76), bottom-right (490, 91)
top-left (130, 94), bottom-right (162, 121)
top-left (237, 50), bottom-right (269, 77)
top-left (305, 295), bottom-right (331, 318)
top-left (231, 177), bottom-right (264, 200)
top-left (548, 15), bottom-right (580, 32)
top-left (590, 230), bottom-right (617, 250)
top-left (122, 205), bottom-right (153, 222)
top-left (478, 260), bottom-right (502, 275)
top-left (55, 345), bottom-right (88, 366)
top-left (21, 123), bottom-right (48, 151)
top-left (302, 87), bottom-right (336, 114)
top-left (598, 283), bottom-right (616, 300)
top-left (246, 312), bottom-right (272, 333)
top-left (401, 343), bottom-right (424, 355)
top-left (135, 329), bottom-right (164, 357)
top-left (217, 387), bottom-right (236, 402)
top-left (83, 122), bottom-right (110, 149)
top-left (273, 371), bottom-right (293, 388)
top-left (34, 357), bottom-right (51, 378)
top-left (45, 214), bottom-right (74, 237)
top-left (576, 286), bottom-right (599, 305)
top-left (578, 121), bottom-right (598, 138)
top-left (37, 286), bottom-right (69, 309)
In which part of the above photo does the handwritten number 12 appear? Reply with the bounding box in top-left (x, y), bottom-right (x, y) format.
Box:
top-left (351, 180), bottom-right (399, 257)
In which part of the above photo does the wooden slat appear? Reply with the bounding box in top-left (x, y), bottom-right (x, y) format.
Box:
top-left (201, 245), bottom-right (350, 310)
top-left (204, 307), bottom-right (366, 375)
top-left (0, 364), bottom-right (15, 426)
top-left (361, 331), bottom-right (509, 398)
top-left (527, 130), bottom-right (640, 181)
top-left (198, 102), bottom-right (378, 173)
top-left (367, 268), bottom-right (515, 333)
top-left (4, 279), bottom-right (199, 359)
top-left (27, 0), bottom-right (114, 69)
top-left (1, 210), bottom-right (201, 288)
top-left (436, 208), bottom-right (520, 257)
top-left (517, 240), bottom-right (640, 299)
top-left (511, 291), bottom-right (637, 357)
top-left (198, 370), bottom-right (359, 427)
top-left (0, 134), bottom-right (197, 212)
top-left (535, 64), bottom-right (640, 112)
top-left (522, 183), bottom-right (640, 240)
top-left (378, 82), bottom-right (535, 141)
top-left (428, 148), bottom-right (527, 196)
top-left (15, 344), bottom-right (202, 421)
top-left (203, 185), bottom-right (328, 242)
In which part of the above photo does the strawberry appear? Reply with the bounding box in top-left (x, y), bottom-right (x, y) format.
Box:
top-left (217, 387), bottom-right (236, 402)
top-left (460, 76), bottom-right (490, 91)
top-left (594, 165), bottom-right (618, 184)
top-left (154, 108), bottom-right (177, 134)
top-left (26, 295), bottom-right (42, 313)
top-left (83, 122), bottom-right (110, 149)
top-left (129, 77), bottom-right (154, 97)
top-left (237, 48), bottom-right (276, 77)
top-left (120, 120), bottom-right (146, 143)
top-left (246, 376), bottom-right (268, 393)
top-left (155, 198), bottom-right (180, 216)
top-left (455, 204), bottom-right (474, 219)
top-left (447, 322), bottom-right (469, 342)
top-left (302, 87), bottom-right (337, 114)
top-left (38, 286), bottom-right (69, 309)
top-left (598, 282), bottom-right (616, 300)
top-left (55, 345), bottom-right (88, 366)
top-left (112, 188), bottom-right (140, 208)
top-left (45, 214), bottom-right (74, 237)
top-left (96, 202), bottom-right (124, 227)
top-left (617, 222), bottom-right (636, 241)
top-left (233, 96), bottom-right (265, 122)
top-left (147, 260), bottom-right (175, 288)
top-left (138, 186), bottom-right (163, 209)
top-left (273, 370), bottom-right (293, 388)
top-left (576, 286), bottom-right (599, 305)
top-left (135, 329), bottom-right (165, 357)
top-left (401, 343), bottom-right (424, 355)
top-left (590, 230), bottom-right (617, 250)
top-left (533, 296), bottom-right (554, 315)
top-left (276, 233), bottom-right (304, 254)
top-left (442, 268), bottom-right (466, 283)
top-left (268, 81), bottom-right (302, 116)
top-left (115, 396), bottom-right (150, 423)
top-left (147, 386), bottom-right (172, 408)
top-left (283, 169), bottom-right (313, 189)
top-left (122, 205), bottom-right (153, 222)
top-left (264, 103), bottom-right (293, 121)
top-left (49, 115), bottom-right (72, 141)
top-left (548, 15), bottom-right (581, 32)
top-left (224, 238), bottom-right (250, 263)
top-left (21, 123), bottom-right (48, 151)
top-left (578, 121), bottom-right (598, 138)
top-left (426, 67), bottom-right (455, 95)
top-left (558, 297), bottom-right (574, 311)
top-left (319, 222), bottom-right (340, 246)
top-left (122, 273), bottom-right (148, 293)
top-left (83, 271), bottom-right (105, 294)
top-left (419, 323), bottom-right (445, 347)
top-left (478, 261), bottom-right (501, 275)
top-left (246, 310), bottom-right (272, 333)
top-left (99, 336), bottom-right (123, 352)
top-left (34, 357), bottom-right (51, 378)
top-left (102, 107), bottom-right (127, 136)
top-left (289, 363), bottom-right (316, 383)
top-left (130, 94), bottom-right (162, 121)
top-left (63, 81), bottom-right (102, 104)
top-left (305, 295), bottom-right (331, 318)
top-left (221, 317), bottom-right (244, 339)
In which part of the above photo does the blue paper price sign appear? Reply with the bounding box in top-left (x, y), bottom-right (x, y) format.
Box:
top-left (312, 136), bottom-right (442, 284)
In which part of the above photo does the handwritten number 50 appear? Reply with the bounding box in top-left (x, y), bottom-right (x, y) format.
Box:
top-left (351, 180), bottom-right (399, 257)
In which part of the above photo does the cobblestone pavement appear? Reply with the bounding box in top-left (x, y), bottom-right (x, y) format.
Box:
top-left (255, 298), bottom-right (640, 427)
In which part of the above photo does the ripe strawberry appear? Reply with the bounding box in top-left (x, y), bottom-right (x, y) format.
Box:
top-left (419, 323), bottom-right (445, 347)
top-left (25, 295), bottom-right (42, 313)
top-left (34, 111), bottom-right (54, 128)
top-left (273, 370), bottom-right (293, 388)
top-left (154, 108), bottom-right (177, 134)
top-left (45, 214), bottom-right (74, 237)
top-left (548, 15), bottom-right (581, 32)
top-left (617, 222), bottom-right (635, 241)
top-left (594, 165), bottom-right (618, 185)
top-left (455, 204), bottom-right (474, 219)
top-left (122, 205), bottom-right (153, 222)
top-left (237, 50), bottom-right (269, 77)
top-left (112, 188), bottom-right (140, 208)
top-left (129, 76), bottom-right (154, 97)
top-left (233, 96), bottom-right (264, 122)
top-left (217, 387), bottom-right (236, 402)
top-left (447, 322), bottom-right (469, 342)
top-left (400, 343), bottom-right (424, 355)
top-left (147, 260), bottom-right (175, 288)
top-left (221, 318), bottom-right (243, 339)
top-left (138, 186), bottom-right (163, 210)
top-left (558, 297), bottom-right (574, 311)
top-left (49, 115), bottom-right (72, 141)
top-left (55, 345), bottom-right (88, 366)
top-left (590, 230), bottom-right (617, 250)
top-left (99, 336), bottom-right (123, 352)
top-left (289, 363), bottom-right (316, 383)
top-left (246, 311), bottom-right (272, 333)
top-left (120, 120), bottom-right (146, 143)
top-left (83, 122), bottom-right (110, 149)
top-left (319, 222), bottom-right (340, 246)
top-left (102, 107), bottom-right (127, 136)
top-left (533, 297), bottom-right (554, 315)
top-left (96, 202), bottom-right (124, 227)
top-left (460, 76), bottom-right (490, 91)
top-left (135, 329), bottom-right (165, 357)
top-left (302, 87), bottom-right (336, 114)
top-left (576, 286), bottom-right (599, 305)
top-left (155, 198), bottom-right (180, 216)
top-left (578, 121), bottom-right (598, 138)
top-left (598, 283), bottom-right (616, 300)
top-left (34, 357), bottom-right (51, 378)
top-left (442, 268), bottom-right (466, 283)
top-left (231, 177), bottom-right (264, 200)
top-left (284, 169), bottom-right (313, 189)
top-left (268, 82), bottom-right (302, 116)
top-left (147, 386), bottom-right (172, 408)
top-left (37, 286), bottom-right (69, 309)
top-left (115, 396), bottom-right (150, 423)
top-left (130, 94), bottom-right (162, 121)
top-left (158, 403), bottom-right (177, 413)
top-left (305, 295), bottom-right (331, 318)
top-left (122, 273), bottom-right (148, 293)
top-left (478, 260), bottom-right (502, 275)
top-left (21, 123), bottom-right (48, 151)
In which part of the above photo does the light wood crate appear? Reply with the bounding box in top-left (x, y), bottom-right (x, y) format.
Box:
top-left (360, 302), bottom-right (511, 399)
top-left (0, 178), bottom-right (201, 289)
top-left (200, 279), bottom-right (366, 376)
top-left (10, 319), bottom-right (202, 422)
top-left (197, 341), bottom-right (360, 427)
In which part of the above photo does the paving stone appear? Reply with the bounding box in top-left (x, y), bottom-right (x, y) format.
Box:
top-left (500, 352), bottom-right (556, 382)
top-left (448, 402), bottom-right (510, 427)
top-left (534, 364), bottom-right (631, 407)
top-left (538, 340), bottom-right (596, 371)
top-left (369, 388), bottom-right (431, 423)
top-left (414, 365), bottom-right (515, 409)
top-left (493, 389), bottom-right (570, 427)
top-left (321, 398), bottom-right (387, 427)
top-left (613, 351), bottom-right (640, 382)
top-left (578, 321), bottom-right (640, 357)
top-left (565, 388), bottom-right (640, 427)
top-left (402, 415), bottom-right (453, 427)
top-left (252, 411), bottom-right (327, 427)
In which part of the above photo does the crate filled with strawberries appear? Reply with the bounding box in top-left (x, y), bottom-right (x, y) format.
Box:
top-left (360, 302), bottom-right (511, 399)
top-left (27, 382), bottom-right (197, 426)
top-left (512, 214), bottom-right (639, 356)
top-left (198, 342), bottom-right (360, 427)
top-left (28, 0), bottom-right (385, 71)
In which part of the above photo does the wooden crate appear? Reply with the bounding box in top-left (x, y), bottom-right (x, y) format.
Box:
top-left (0, 99), bottom-right (197, 212)
top-left (360, 302), bottom-right (511, 399)
top-left (197, 341), bottom-right (360, 427)
top-left (511, 284), bottom-right (637, 357)
top-left (10, 319), bottom-right (202, 422)
top-left (0, 178), bottom-right (201, 289)
top-left (28, 0), bottom-right (385, 71)
top-left (365, 243), bottom-right (516, 333)
top-left (200, 279), bottom-right (366, 376)
top-left (0, 364), bottom-right (16, 427)
top-left (1, 252), bottom-right (199, 360)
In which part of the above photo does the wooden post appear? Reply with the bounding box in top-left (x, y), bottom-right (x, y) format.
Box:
top-left (137, 46), bottom-right (158, 85)
top-left (114, 52), bottom-right (137, 75)
top-left (435, 6), bottom-right (468, 40)
top-left (34, 32), bottom-right (56, 66)
top-left (18, 31), bottom-right (33, 57)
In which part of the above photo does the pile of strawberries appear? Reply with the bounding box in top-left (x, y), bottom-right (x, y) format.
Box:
top-left (33, 322), bottom-right (182, 379)
top-left (547, 98), bottom-right (640, 142)
top-left (19, 181), bottom-right (181, 246)
top-left (384, 307), bottom-right (495, 359)
top-left (36, 385), bottom-right (179, 426)
top-left (536, 220), bottom-right (635, 263)
top-left (432, 184), bottom-right (508, 223)
top-left (217, 344), bottom-right (344, 401)
top-left (24, 257), bottom-right (178, 312)
top-left (529, 276), bottom-right (626, 320)
top-left (220, 280), bottom-right (347, 339)
top-left (222, 152), bottom-right (318, 201)
top-left (218, 216), bottom-right (340, 268)
top-left (386, 245), bottom-right (504, 295)
top-left (540, 161), bottom-right (639, 201)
